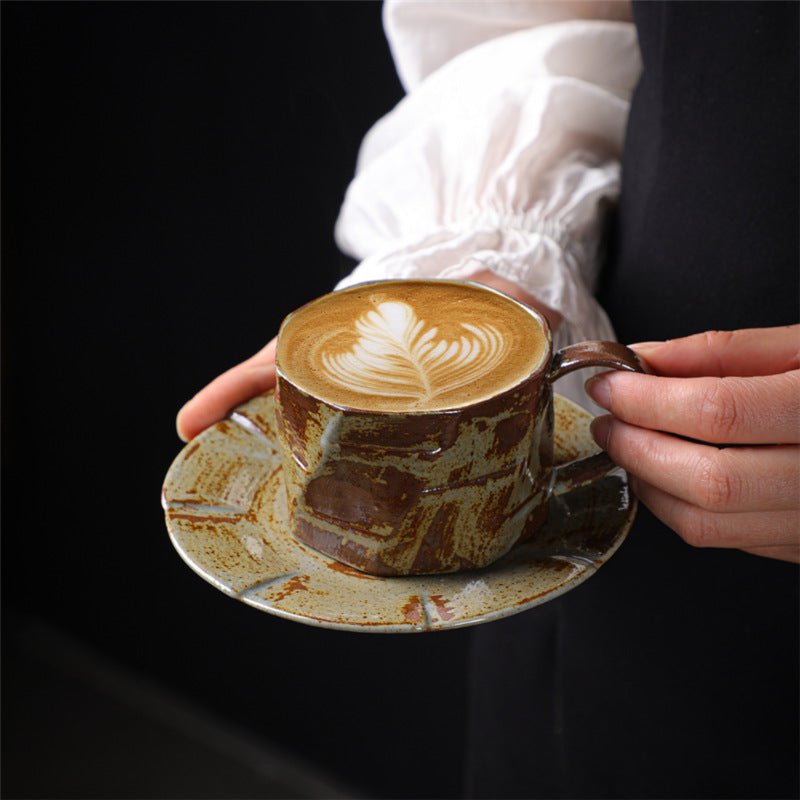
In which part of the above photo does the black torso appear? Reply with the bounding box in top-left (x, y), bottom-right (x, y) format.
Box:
top-left (466, 4), bottom-right (799, 797)
top-left (599, 0), bottom-right (799, 339)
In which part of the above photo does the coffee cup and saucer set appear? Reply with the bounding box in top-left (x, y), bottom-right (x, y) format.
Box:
top-left (162, 280), bottom-right (643, 633)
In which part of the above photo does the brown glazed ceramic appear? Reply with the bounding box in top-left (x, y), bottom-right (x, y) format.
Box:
top-left (162, 392), bottom-right (638, 633)
top-left (275, 282), bottom-right (643, 577)
top-left (276, 365), bottom-right (553, 576)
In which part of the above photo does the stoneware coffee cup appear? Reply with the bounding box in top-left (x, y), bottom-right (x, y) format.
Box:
top-left (274, 279), bottom-right (643, 576)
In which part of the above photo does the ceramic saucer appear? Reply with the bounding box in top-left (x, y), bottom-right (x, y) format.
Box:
top-left (162, 391), bottom-right (636, 633)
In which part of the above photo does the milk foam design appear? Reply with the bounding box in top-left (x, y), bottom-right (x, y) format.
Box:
top-left (318, 301), bottom-right (508, 402)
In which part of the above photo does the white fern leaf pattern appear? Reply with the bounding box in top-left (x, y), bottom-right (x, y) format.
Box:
top-left (319, 301), bottom-right (509, 402)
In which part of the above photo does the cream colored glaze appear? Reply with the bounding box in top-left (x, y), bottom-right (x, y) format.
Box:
top-left (277, 280), bottom-right (548, 412)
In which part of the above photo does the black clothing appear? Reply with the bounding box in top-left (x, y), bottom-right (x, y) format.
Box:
top-left (466, 3), bottom-right (799, 798)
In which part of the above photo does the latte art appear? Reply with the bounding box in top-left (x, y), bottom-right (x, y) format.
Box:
top-left (277, 280), bottom-right (549, 412)
top-left (317, 301), bottom-right (508, 403)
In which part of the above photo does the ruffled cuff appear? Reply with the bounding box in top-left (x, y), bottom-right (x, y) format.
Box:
top-left (336, 208), bottom-right (619, 410)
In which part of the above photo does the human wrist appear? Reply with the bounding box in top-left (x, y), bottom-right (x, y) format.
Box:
top-left (468, 269), bottom-right (563, 332)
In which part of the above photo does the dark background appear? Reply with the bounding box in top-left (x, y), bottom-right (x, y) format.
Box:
top-left (2, 3), bottom-right (474, 798)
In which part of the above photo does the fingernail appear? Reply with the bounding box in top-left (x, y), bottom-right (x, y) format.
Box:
top-left (629, 341), bottom-right (664, 355)
top-left (585, 375), bottom-right (611, 409)
top-left (590, 415), bottom-right (613, 450)
top-left (176, 408), bottom-right (190, 442)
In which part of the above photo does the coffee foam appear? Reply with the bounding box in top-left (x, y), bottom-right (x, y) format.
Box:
top-left (277, 281), bottom-right (549, 412)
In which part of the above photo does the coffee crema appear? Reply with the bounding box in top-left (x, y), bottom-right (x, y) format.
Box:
top-left (277, 280), bottom-right (549, 412)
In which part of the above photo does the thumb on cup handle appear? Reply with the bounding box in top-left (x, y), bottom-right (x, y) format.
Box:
top-left (547, 340), bottom-right (646, 495)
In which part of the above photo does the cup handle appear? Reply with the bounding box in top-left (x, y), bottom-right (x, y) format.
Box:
top-left (548, 340), bottom-right (646, 495)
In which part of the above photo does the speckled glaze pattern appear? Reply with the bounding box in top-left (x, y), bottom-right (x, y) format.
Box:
top-left (275, 368), bottom-right (554, 576)
top-left (162, 391), bottom-right (637, 633)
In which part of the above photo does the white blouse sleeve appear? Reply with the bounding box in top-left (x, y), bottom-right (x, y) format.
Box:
top-left (333, 1), bottom-right (642, 408)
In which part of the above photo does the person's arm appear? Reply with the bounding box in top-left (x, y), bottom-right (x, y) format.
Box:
top-left (177, 1), bottom-right (642, 441)
top-left (335, 0), bottom-right (641, 355)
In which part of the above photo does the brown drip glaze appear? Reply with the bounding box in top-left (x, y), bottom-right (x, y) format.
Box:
top-left (276, 368), bottom-right (552, 575)
top-left (401, 596), bottom-right (424, 625)
top-left (492, 412), bottom-right (533, 454)
top-left (305, 462), bottom-right (425, 531)
top-left (429, 595), bottom-right (456, 622)
top-left (410, 503), bottom-right (466, 574)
